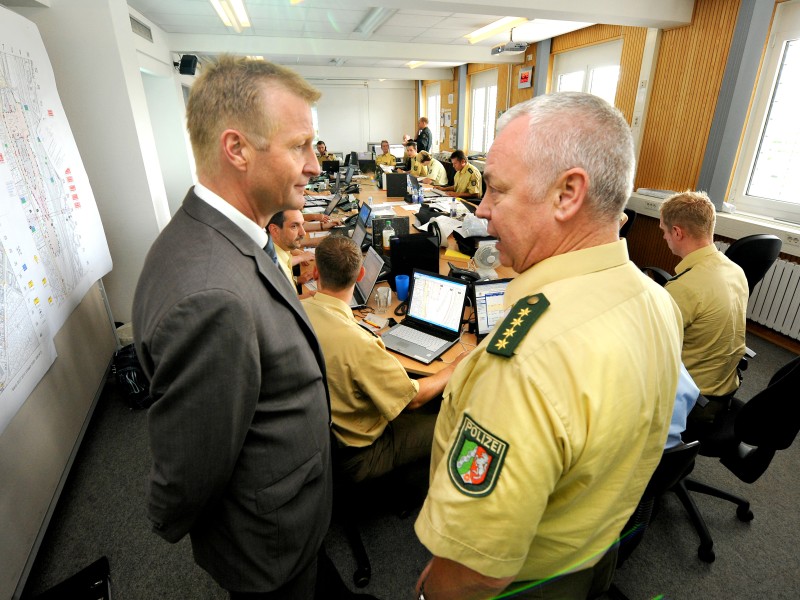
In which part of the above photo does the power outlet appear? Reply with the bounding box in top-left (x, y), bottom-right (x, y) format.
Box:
top-left (632, 115), bottom-right (641, 127)
top-left (785, 234), bottom-right (800, 248)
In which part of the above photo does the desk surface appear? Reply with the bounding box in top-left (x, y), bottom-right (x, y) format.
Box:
top-left (303, 179), bottom-right (515, 376)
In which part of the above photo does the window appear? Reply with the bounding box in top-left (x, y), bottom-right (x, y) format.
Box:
top-left (426, 83), bottom-right (441, 152)
top-left (552, 39), bottom-right (622, 106)
top-left (730, 1), bottom-right (800, 222)
top-left (469, 69), bottom-right (498, 154)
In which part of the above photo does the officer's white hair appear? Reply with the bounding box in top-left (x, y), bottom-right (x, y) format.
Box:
top-left (497, 92), bottom-right (635, 221)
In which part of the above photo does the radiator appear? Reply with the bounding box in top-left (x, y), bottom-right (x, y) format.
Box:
top-left (715, 241), bottom-right (800, 341)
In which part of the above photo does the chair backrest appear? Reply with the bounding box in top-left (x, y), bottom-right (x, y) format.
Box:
top-left (724, 234), bottom-right (782, 295)
top-left (616, 441), bottom-right (700, 566)
top-left (735, 354), bottom-right (800, 450)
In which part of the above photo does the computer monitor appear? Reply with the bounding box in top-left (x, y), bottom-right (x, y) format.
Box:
top-left (357, 151), bottom-right (374, 161)
top-left (389, 144), bottom-right (405, 160)
top-left (321, 160), bottom-right (339, 176)
top-left (358, 159), bottom-right (377, 176)
top-left (343, 165), bottom-right (355, 186)
top-left (387, 234), bottom-right (439, 290)
top-left (349, 151), bottom-right (359, 167)
top-left (472, 279), bottom-right (512, 340)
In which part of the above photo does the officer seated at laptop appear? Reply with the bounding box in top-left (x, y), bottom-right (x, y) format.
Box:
top-left (301, 235), bottom-right (469, 483)
top-left (418, 151), bottom-right (448, 186)
top-left (434, 149), bottom-right (483, 200)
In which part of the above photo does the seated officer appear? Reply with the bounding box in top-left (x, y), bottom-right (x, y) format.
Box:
top-left (267, 210), bottom-right (315, 294)
top-left (398, 141), bottom-right (426, 178)
top-left (434, 149), bottom-right (482, 200)
top-left (418, 151), bottom-right (448, 186)
top-left (301, 235), bottom-right (467, 483)
top-left (659, 191), bottom-right (748, 429)
top-left (316, 140), bottom-right (335, 165)
top-left (375, 139), bottom-right (396, 168)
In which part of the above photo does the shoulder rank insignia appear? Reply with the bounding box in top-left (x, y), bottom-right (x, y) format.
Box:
top-left (448, 414), bottom-right (508, 497)
top-left (487, 293), bottom-right (549, 357)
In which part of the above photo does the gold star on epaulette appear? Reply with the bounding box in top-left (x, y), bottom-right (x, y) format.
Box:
top-left (487, 294), bottom-right (550, 358)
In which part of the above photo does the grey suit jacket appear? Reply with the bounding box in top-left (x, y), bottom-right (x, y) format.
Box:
top-left (133, 189), bottom-right (332, 593)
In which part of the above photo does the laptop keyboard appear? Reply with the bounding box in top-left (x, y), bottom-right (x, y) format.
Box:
top-left (391, 326), bottom-right (446, 351)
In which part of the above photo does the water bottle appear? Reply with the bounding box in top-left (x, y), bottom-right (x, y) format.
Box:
top-left (450, 199), bottom-right (458, 218)
top-left (382, 222), bottom-right (395, 253)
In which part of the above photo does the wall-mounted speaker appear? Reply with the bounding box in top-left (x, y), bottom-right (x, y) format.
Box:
top-left (178, 54), bottom-right (198, 76)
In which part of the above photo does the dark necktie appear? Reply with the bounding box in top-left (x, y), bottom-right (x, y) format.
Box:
top-left (263, 236), bottom-right (278, 265)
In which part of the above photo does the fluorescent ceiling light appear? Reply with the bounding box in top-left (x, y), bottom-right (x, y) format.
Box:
top-left (466, 17), bottom-right (529, 44)
top-left (209, 0), bottom-right (250, 33)
top-left (407, 61), bottom-right (426, 69)
top-left (353, 7), bottom-right (397, 36)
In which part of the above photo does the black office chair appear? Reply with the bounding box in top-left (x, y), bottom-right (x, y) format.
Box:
top-left (724, 233), bottom-right (782, 295)
top-left (608, 441), bottom-right (701, 600)
top-left (641, 266), bottom-right (672, 286)
top-left (674, 355), bottom-right (800, 563)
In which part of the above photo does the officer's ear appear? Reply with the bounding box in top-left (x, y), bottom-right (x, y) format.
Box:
top-left (553, 167), bottom-right (589, 222)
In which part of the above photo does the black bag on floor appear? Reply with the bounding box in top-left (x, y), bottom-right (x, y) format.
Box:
top-left (112, 344), bottom-right (152, 410)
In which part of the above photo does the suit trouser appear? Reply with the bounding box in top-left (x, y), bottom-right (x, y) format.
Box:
top-left (228, 554), bottom-right (317, 600)
top-left (337, 412), bottom-right (436, 483)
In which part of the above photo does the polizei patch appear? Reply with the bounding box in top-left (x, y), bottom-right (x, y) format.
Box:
top-left (447, 414), bottom-right (508, 497)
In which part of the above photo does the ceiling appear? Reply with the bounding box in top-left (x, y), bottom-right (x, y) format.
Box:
top-left (127, 0), bottom-right (694, 81)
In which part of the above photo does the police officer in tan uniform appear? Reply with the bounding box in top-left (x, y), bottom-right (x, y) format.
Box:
top-left (414, 92), bottom-right (683, 600)
top-left (375, 139), bottom-right (397, 168)
top-left (301, 236), bottom-right (468, 483)
top-left (435, 150), bottom-right (482, 200)
top-left (316, 140), bottom-right (335, 165)
top-left (397, 141), bottom-right (427, 178)
top-left (418, 151), bottom-right (448, 186)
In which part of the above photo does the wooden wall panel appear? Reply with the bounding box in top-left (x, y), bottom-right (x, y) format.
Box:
top-left (634, 0), bottom-right (741, 192)
top-left (615, 27), bottom-right (647, 123)
top-left (625, 214), bottom-right (679, 271)
top-left (552, 25), bottom-right (622, 53)
top-left (423, 70), bottom-right (459, 151)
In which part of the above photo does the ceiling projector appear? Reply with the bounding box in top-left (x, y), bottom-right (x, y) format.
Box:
top-left (491, 41), bottom-right (528, 55)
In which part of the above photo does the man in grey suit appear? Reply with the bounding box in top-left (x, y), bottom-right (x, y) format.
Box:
top-left (133, 56), bottom-right (331, 598)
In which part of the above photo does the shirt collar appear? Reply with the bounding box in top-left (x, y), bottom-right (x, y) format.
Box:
top-left (675, 244), bottom-right (717, 275)
top-left (194, 182), bottom-right (268, 248)
top-left (505, 240), bottom-right (630, 307)
top-left (307, 291), bottom-right (356, 321)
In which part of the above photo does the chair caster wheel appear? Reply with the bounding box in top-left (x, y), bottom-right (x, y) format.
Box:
top-left (353, 567), bottom-right (371, 588)
top-left (736, 505), bottom-right (754, 521)
top-left (698, 545), bottom-right (715, 563)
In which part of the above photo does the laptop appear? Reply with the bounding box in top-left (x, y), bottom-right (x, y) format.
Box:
top-left (381, 270), bottom-right (469, 364)
top-left (321, 160), bottom-right (339, 176)
top-left (472, 278), bottom-right (512, 341)
top-left (349, 246), bottom-right (384, 309)
top-left (323, 192), bottom-right (342, 216)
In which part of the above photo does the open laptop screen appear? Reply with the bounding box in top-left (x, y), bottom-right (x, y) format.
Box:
top-left (352, 219), bottom-right (367, 248)
top-left (354, 247), bottom-right (384, 303)
top-left (473, 279), bottom-right (511, 338)
top-left (407, 271), bottom-right (468, 333)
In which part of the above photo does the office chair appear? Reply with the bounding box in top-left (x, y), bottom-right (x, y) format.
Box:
top-left (608, 441), bottom-right (701, 600)
top-left (724, 233), bottom-right (782, 295)
top-left (673, 354), bottom-right (800, 563)
top-left (641, 266), bottom-right (671, 286)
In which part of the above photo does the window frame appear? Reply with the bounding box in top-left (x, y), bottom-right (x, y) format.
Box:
top-left (468, 68), bottom-right (498, 154)
top-left (728, 1), bottom-right (800, 223)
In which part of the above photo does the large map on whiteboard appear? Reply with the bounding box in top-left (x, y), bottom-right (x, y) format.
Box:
top-left (0, 8), bottom-right (112, 432)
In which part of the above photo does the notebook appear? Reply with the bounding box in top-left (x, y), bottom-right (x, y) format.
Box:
top-left (472, 278), bottom-right (512, 341)
top-left (349, 246), bottom-right (384, 309)
top-left (381, 270), bottom-right (468, 364)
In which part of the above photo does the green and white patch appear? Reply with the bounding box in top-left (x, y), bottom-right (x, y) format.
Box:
top-left (447, 414), bottom-right (508, 497)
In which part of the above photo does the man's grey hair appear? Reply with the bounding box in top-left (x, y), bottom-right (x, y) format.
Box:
top-left (497, 92), bottom-right (635, 221)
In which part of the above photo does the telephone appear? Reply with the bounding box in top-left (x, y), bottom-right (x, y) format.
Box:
top-left (343, 183), bottom-right (360, 195)
top-left (447, 262), bottom-right (480, 282)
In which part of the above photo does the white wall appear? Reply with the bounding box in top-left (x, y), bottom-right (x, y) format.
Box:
top-left (13, 0), bottom-right (171, 323)
top-left (313, 80), bottom-right (415, 153)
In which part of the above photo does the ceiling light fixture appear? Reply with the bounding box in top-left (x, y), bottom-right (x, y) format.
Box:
top-left (210, 0), bottom-right (251, 33)
top-left (465, 16), bottom-right (529, 44)
top-left (407, 61), bottom-right (426, 69)
top-left (353, 7), bottom-right (397, 36)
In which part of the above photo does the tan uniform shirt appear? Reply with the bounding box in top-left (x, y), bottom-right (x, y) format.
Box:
top-left (425, 158), bottom-right (448, 186)
top-left (410, 155), bottom-right (427, 178)
top-left (454, 162), bottom-right (482, 196)
top-left (415, 240), bottom-right (682, 581)
top-left (376, 152), bottom-right (396, 168)
top-left (316, 152), bottom-right (335, 166)
top-left (666, 245), bottom-right (748, 396)
top-left (273, 244), bottom-right (294, 286)
top-left (301, 293), bottom-right (419, 447)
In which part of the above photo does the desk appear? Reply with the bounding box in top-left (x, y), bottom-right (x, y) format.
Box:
top-left (303, 179), bottom-right (515, 376)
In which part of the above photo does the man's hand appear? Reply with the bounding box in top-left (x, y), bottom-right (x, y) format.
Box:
top-left (415, 557), bottom-right (514, 600)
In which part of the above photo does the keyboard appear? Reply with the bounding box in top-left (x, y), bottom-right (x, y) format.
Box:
top-left (391, 326), bottom-right (446, 351)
